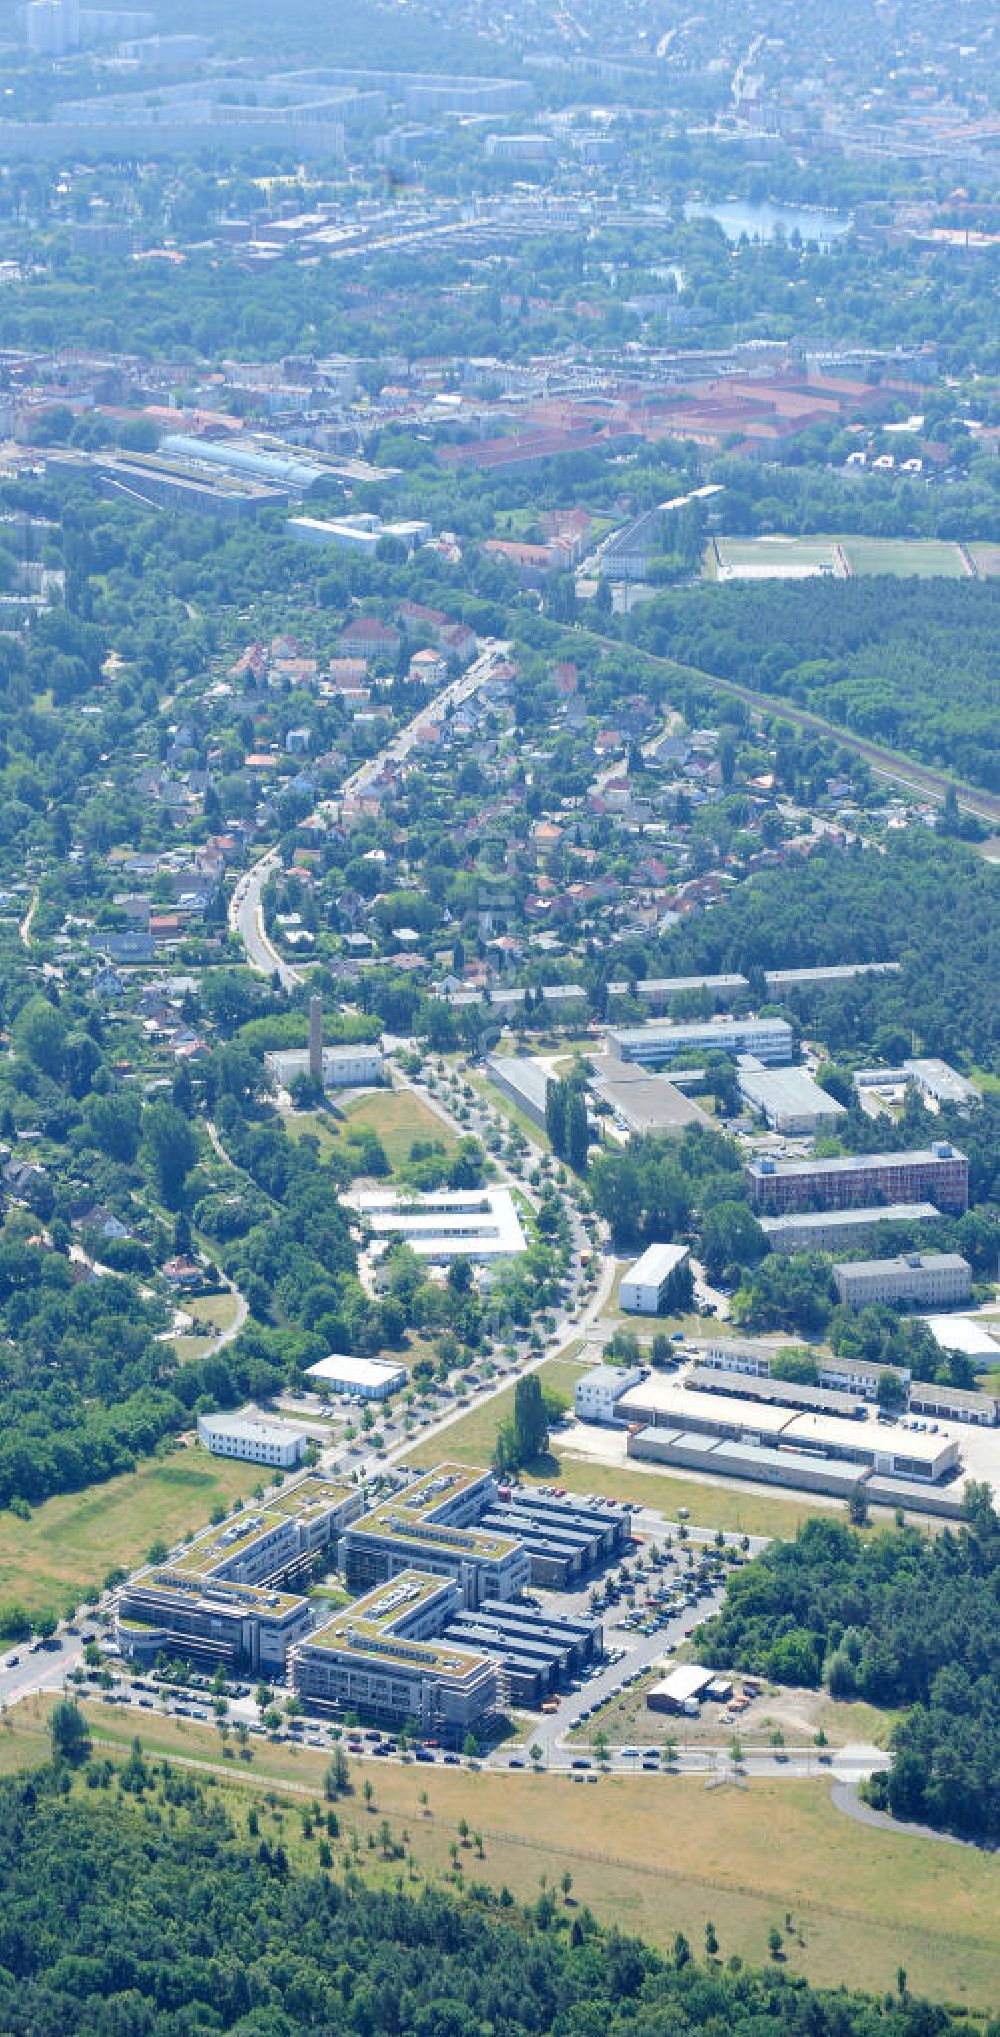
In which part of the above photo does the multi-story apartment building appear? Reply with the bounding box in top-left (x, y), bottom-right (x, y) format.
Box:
top-left (747, 1144), bottom-right (968, 1215)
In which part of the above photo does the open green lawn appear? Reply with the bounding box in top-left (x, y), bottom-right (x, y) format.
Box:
top-left (285, 1088), bottom-right (457, 1173)
top-left (24, 1699), bottom-right (1000, 2007)
top-left (0, 1448), bottom-right (263, 1621)
top-left (404, 1357), bottom-right (587, 1471)
top-left (841, 535), bottom-right (970, 578)
top-left (171, 1288), bottom-right (240, 1362)
top-left (712, 534), bottom-right (971, 581)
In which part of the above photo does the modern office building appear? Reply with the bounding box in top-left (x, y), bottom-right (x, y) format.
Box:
top-left (196, 1410), bottom-right (309, 1468)
top-left (833, 1253), bottom-right (972, 1310)
top-left (619, 1242), bottom-right (690, 1314)
top-left (760, 1202), bottom-right (944, 1254)
top-left (736, 1065), bottom-right (847, 1135)
top-left (443, 1599), bottom-right (602, 1708)
top-left (291, 1571), bottom-right (498, 1742)
top-left (343, 1465), bottom-right (531, 1609)
top-left (351, 1187), bottom-right (527, 1263)
top-left (574, 1364), bottom-right (645, 1424)
top-left (611, 1018), bottom-right (793, 1067)
top-left (116, 1474), bottom-right (362, 1672)
top-left (747, 1144), bottom-right (968, 1215)
top-left (304, 1354), bottom-right (407, 1400)
top-left (482, 1488), bottom-right (629, 1588)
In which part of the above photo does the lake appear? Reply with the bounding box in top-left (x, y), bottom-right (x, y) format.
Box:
top-left (685, 199), bottom-right (851, 245)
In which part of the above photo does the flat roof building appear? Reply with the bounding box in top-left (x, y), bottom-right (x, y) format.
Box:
top-left (605, 974), bottom-right (749, 1011)
top-left (612, 1017), bottom-right (793, 1068)
top-left (291, 1571), bottom-right (498, 1742)
top-left (833, 1253), bottom-right (972, 1311)
top-left (485, 1055), bottom-right (549, 1129)
top-left (908, 1380), bottom-right (1000, 1428)
top-left (685, 1363), bottom-right (865, 1419)
top-left (265, 1043), bottom-right (384, 1090)
top-left (620, 1241), bottom-right (691, 1315)
top-left (197, 1410), bottom-right (309, 1467)
top-left (748, 1145), bottom-right (968, 1216)
top-left (694, 1336), bottom-right (911, 1402)
top-left (589, 1058), bottom-right (711, 1135)
top-left (344, 1464), bottom-right (530, 1610)
top-left (352, 1187), bottom-right (527, 1263)
top-left (574, 1363), bottom-right (645, 1424)
top-left (305, 1354), bottom-right (407, 1400)
top-left (737, 1065), bottom-right (847, 1135)
top-left (760, 1202), bottom-right (944, 1254)
top-left (617, 1374), bottom-right (958, 1480)
top-left (764, 962), bottom-right (901, 993)
top-left (116, 1473), bottom-right (362, 1673)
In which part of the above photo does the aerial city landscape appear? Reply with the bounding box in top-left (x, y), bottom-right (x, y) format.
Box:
top-left (0, 0), bottom-right (996, 2024)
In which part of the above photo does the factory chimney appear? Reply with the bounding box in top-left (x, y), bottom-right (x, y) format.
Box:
top-left (309, 995), bottom-right (323, 1086)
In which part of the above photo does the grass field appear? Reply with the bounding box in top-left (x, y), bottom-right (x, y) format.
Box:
top-left (285, 1089), bottom-right (457, 1174)
top-left (841, 536), bottom-right (971, 578)
top-left (0, 1449), bottom-right (263, 1620)
top-left (171, 1288), bottom-right (240, 1362)
top-left (17, 1698), bottom-right (999, 2006)
top-left (968, 544), bottom-right (1000, 578)
top-left (404, 1357), bottom-right (587, 1471)
top-left (712, 534), bottom-right (971, 582)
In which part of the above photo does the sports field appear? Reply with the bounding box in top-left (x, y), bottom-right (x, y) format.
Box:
top-left (712, 535), bottom-right (973, 581)
top-left (16, 1698), bottom-right (999, 2006)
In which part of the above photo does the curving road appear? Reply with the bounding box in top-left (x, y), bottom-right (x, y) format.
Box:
top-left (229, 642), bottom-right (508, 988)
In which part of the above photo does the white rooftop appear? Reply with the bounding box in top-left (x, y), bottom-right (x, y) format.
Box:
top-left (305, 1355), bottom-right (407, 1389)
top-left (352, 1187), bottom-right (527, 1262)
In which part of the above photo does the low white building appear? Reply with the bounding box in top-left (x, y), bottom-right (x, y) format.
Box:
top-left (834, 1253), bottom-right (972, 1310)
top-left (197, 1411), bottom-right (308, 1468)
top-left (352, 1187), bottom-right (527, 1263)
top-left (305, 1354), bottom-right (407, 1401)
top-left (574, 1363), bottom-right (644, 1424)
top-left (265, 1043), bottom-right (384, 1090)
top-left (620, 1242), bottom-right (690, 1315)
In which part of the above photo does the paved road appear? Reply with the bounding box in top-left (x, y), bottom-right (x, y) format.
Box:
top-left (0, 1631), bottom-right (86, 1714)
top-left (830, 1775), bottom-right (981, 1847)
top-left (229, 642), bottom-right (509, 989)
top-left (578, 628), bottom-right (1000, 827)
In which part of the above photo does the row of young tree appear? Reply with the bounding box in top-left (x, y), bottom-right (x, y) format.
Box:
top-left (696, 1488), bottom-right (1000, 1840)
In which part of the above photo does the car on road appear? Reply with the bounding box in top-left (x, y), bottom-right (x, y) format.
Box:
top-left (570, 1757), bottom-right (591, 1770)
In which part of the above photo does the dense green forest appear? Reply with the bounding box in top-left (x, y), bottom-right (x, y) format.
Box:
top-left (0, 1758), bottom-right (977, 2037)
top-left (653, 832), bottom-right (1000, 1073)
top-left (633, 580), bottom-right (999, 790)
top-left (696, 1491), bottom-right (1000, 1840)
